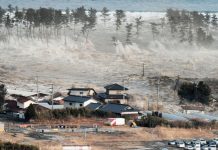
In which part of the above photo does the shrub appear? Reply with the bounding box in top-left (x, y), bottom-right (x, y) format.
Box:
top-left (0, 142), bottom-right (38, 150)
top-left (136, 115), bottom-right (169, 128)
top-left (178, 81), bottom-right (211, 104)
top-left (25, 106), bottom-right (115, 121)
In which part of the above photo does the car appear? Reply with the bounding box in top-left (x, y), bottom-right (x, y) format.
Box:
top-left (209, 144), bottom-right (216, 150)
top-left (168, 140), bottom-right (176, 145)
top-left (207, 141), bottom-right (216, 146)
top-left (200, 139), bottom-right (207, 145)
top-left (184, 145), bottom-right (194, 150)
top-left (191, 139), bottom-right (197, 144)
top-left (176, 141), bottom-right (185, 148)
top-left (193, 142), bottom-right (201, 150)
top-left (201, 145), bottom-right (209, 150)
top-left (213, 138), bottom-right (218, 145)
top-left (184, 140), bottom-right (192, 145)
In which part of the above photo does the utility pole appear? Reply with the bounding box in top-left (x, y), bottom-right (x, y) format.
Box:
top-left (157, 76), bottom-right (160, 111)
top-left (142, 63), bottom-right (145, 77)
top-left (36, 75), bottom-right (39, 102)
top-left (49, 84), bottom-right (54, 110)
top-left (123, 79), bottom-right (125, 104)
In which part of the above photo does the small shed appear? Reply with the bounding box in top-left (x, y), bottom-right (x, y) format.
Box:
top-left (181, 105), bottom-right (205, 114)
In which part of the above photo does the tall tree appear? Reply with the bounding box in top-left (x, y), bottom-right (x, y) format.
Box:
top-left (135, 16), bottom-right (143, 36)
top-left (0, 7), bottom-right (5, 24)
top-left (114, 10), bottom-right (125, 31)
top-left (81, 8), bottom-right (97, 42)
top-left (151, 22), bottom-right (159, 39)
top-left (126, 23), bottom-right (133, 44)
top-left (101, 7), bottom-right (110, 25)
top-left (211, 14), bottom-right (218, 27)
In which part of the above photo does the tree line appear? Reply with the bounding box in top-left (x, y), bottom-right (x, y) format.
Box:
top-left (0, 5), bottom-right (144, 46)
top-left (25, 104), bottom-right (117, 121)
top-left (178, 81), bottom-right (211, 104)
top-left (151, 9), bottom-right (217, 47)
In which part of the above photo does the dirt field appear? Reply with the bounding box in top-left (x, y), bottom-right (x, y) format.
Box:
top-left (0, 118), bottom-right (217, 150)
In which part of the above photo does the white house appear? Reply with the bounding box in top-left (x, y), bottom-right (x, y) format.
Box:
top-left (17, 98), bottom-right (35, 109)
top-left (64, 95), bottom-right (98, 109)
top-left (181, 105), bottom-right (205, 114)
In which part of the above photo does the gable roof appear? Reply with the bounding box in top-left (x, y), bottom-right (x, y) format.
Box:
top-left (104, 83), bottom-right (128, 91)
top-left (98, 103), bottom-right (138, 114)
top-left (37, 103), bottom-right (64, 110)
top-left (86, 103), bottom-right (102, 110)
top-left (64, 95), bottom-right (92, 103)
top-left (67, 88), bottom-right (95, 91)
top-left (17, 97), bottom-right (33, 104)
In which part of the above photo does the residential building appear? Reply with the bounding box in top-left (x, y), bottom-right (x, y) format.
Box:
top-left (98, 103), bottom-right (138, 116)
top-left (64, 95), bottom-right (98, 109)
top-left (98, 83), bottom-right (129, 104)
top-left (37, 102), bottom-right (64, 110)
top-left (17, 97), bottom-right (35, 109)
top-left (67, 88), bottom-right (97, 97)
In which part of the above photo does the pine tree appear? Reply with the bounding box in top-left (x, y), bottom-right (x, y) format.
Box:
top-left (114, 10), bottom-right (125, 31)
top-left (211, 14), bottom-right (218, 27)
top-left (135, 16), bottom-right (143, 36)
top-left (101, 7), bottom-right (110, 25)
top-left (126, 23), bottom-right (133, 44)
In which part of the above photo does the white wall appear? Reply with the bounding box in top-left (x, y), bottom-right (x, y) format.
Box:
top-left (64, 99), bottom-right (98, 109)
top-left (108, 90), bottom-right (125, 95)
top-left (183, 110), bottom-right (204, 114)
top-left (17, 100), bottom-right (35, 109)
top-left (64, 102), bottom-right (82, 109)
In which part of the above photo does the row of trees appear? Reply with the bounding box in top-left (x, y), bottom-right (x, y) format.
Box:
top-left (151, 9), bottom-right (217, 47)
top-left (25, 105), bottom-right (117, 121)
top-left (0, 5), bottom-right (145, 45)
top-left (136, 115), bottom-right (218, 129)
top-left (178, 81), bottom-right (211, 104)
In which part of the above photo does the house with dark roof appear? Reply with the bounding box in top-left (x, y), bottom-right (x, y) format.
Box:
top-left (3, 100), bottom-right (26, 119)
top-left (98, 83), bottom-right (129, 104)
top-left (98, 103), bottom-right (138, 116)
top-left (64, 95), bottom-right (98, 109)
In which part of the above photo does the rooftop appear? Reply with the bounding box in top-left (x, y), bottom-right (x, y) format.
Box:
top-left (64, 95), bottom-right (92, 103)
top-left (98, 103), bottom-right (138, 114)
top-left (67, 88), bottom-right (95, 91)
top-left (17, 97), bottom-right (33, 104)
top-left (86, 103), bottom-right (102, 110)
top-left (37, 103), bottom-right (64, 110)
top-left (104, 83), bottom-right (128, 91)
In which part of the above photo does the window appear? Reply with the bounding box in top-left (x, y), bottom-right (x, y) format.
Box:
top-left (80, 104), bottom-right (83, 107)
top-left (69, 103), bottom-right (72, 106)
